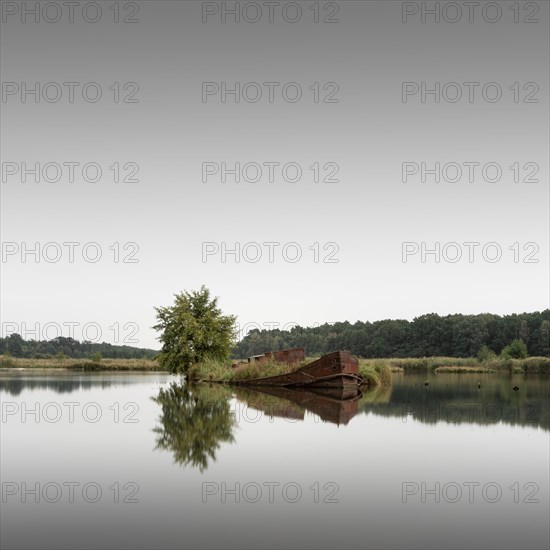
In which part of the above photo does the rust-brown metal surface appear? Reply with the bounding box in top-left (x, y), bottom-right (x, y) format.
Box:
top-left (236, 350), bottom-right (362, 388)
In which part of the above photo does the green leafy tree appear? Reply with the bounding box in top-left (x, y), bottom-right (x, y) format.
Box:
top-left (539, 320), bottom-right (550, 356)
top-left (153, 286), bottom-right (236, 375)
top-left (501, 339), bottom-right (528, 360)
top-left (7, 334), bottom-right (24, 357)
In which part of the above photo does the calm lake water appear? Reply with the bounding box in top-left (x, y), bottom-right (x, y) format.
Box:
top-left (1, 371), bottom-right (548, 549)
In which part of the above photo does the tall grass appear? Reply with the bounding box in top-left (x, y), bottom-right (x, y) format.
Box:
top-left (434, 366), bottom-right (495, 374)
top-left (188, 357), bottom-right (236, 381)
top-left (0, 355), bottom-right (162, 371)
top-left (358, 356), bottom-right (550, 374)
top-left (188, 357), bottom-right (308, 382)
top-left (510, 357), bottom-right (550, 374)
top-left (358, 361), bottom-right (392, 387)
top-left (0, 356), bottom-right (15, 368)
top-left (233, 358), bottom-right (300, 381)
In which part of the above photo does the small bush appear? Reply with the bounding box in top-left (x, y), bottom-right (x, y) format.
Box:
top-left (501, 339), bottom-right (528, 360)
top-left (477, 345), bottom-right (497, 363)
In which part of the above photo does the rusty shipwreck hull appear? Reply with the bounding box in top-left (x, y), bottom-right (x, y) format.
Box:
top-left (234, 350), bottom-right (362, 388)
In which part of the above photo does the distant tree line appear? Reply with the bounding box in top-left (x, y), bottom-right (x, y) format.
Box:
top-left (0, 334), bottom-right (158, 360)
top-left (4, 310), bottom-right (549, 362)
top-left (232, 310), bottom-right (550, 359)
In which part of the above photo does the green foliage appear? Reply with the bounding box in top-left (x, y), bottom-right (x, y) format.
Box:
top-left (91, 352), bottom-right (102, 364)
top-left (477, 345), bottom-right (497, 363)
top-left (188, 357), bottom-right (235, 382)
top-left (189, 357), bottom-right (319, 383)
top-left (153, 286), bottom-right (237, 375)
top-left (32, 353), bottom-right (53, 360)
top-left (512, 357), bottom-right (550, 374)
top-left (0, 356), bottom-right (15, 367)
top-left (539, 320), bottom-right (550, 355)
top-left (6, 334), bottom-right (24, 357)
top-left (435, 366), bottom-right (495, 373)
top-left (0, 335), bottom-right (157, 360)
top-left (232, 310), bottom-right (550, 359)
top-left (501, 339), bottom-right (529, 359)
top-left (232, 358), bottom-right (299, 381)
top-left (359, 361), bottom-right (392, 386)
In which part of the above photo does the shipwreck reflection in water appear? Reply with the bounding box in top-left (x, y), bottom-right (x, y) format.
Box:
top-left (151, 374), bottom-right (549, 470)
top-left (232, 385), bottom-right (377, 426)
top-left (151, 382), bottom-right (391, 470)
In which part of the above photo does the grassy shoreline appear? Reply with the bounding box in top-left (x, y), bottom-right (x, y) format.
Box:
top-left (434, 366), bottom-right (496, 374)
top-left (0, 356), bottom-right (163, 371)
top-left (2, 354), bottom-right (549, 376)
top-left (358, 356), bottom-right (550, 374)
top-left (188, 357), bottom-right (307, 383)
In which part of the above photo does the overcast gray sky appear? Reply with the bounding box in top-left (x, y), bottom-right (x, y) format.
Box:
top-left (1, 0), bottom-right (548, 349)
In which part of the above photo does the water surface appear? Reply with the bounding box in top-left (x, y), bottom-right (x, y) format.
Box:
top-left (1, 371), bottom-right (548, 549)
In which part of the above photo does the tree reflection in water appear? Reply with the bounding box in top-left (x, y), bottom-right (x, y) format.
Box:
top-left (152, 381), bottom-right (394, 470)
top-left (152, 382), bottom-right (236, 471)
